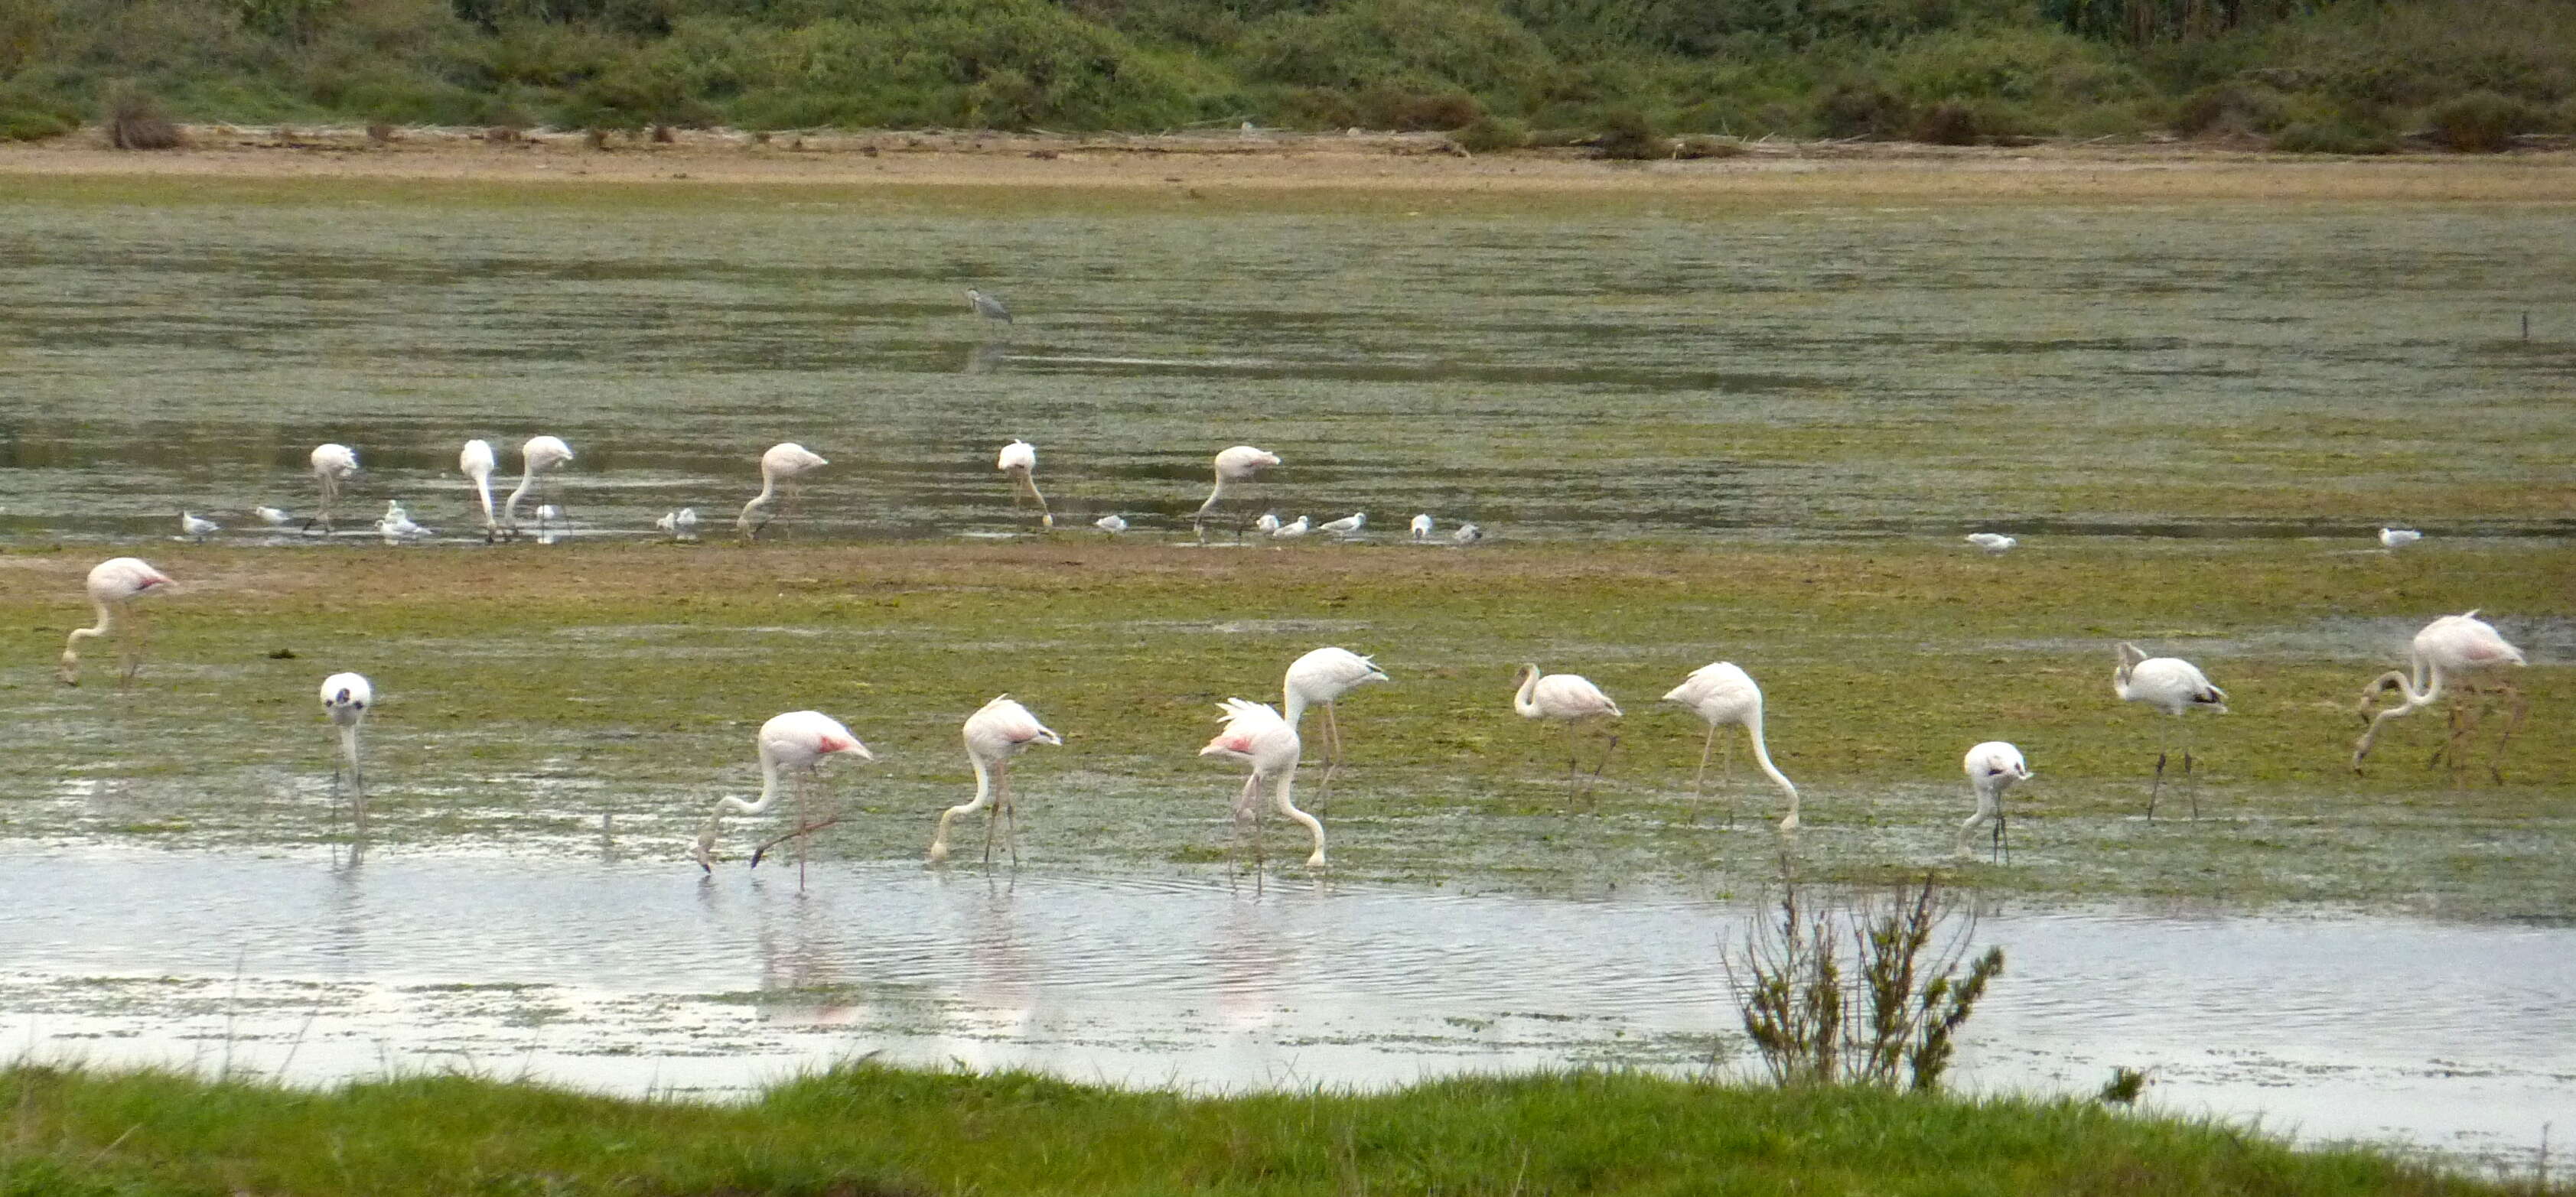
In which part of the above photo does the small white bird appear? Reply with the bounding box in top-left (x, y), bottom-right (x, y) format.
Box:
top-left (1409, 514), bottom-right (1434, 540)
top-left (1958, 742), bottom-right (2031, 861)
top-left (1255, 512), bottom-right (1282, 535)
top-left (382, 499), bottom-right (409, 522)
top-left (655, 508), bottom-right (701, 539)
top-left (1318, 512), bottom-right (1366, 536)
top-left (536, 504), bottom-right (562, 529)
top-left (1095, 514), bottom-right (1128, 535)
top-left (2378, 528), bottom-right (2422, 549)
top-left (252, 506), bottom-right (290, 526)
top-left (1965, 532), bottom-right (2017, 553)
top-left (1270, 516), bottom-right (1311, 539)
top-left (180, 511), bottom-right (219, 541)
top-left (377, 510), bottom-right (426, 540)
top-left (2113, 642), bottom-right (2228, 821)
top-left (1451, 522), bottom-right (1483, 545)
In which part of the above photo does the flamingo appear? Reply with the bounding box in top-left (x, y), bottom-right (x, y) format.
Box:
top-left (1513, 664), bottom-right (1622, 802)
top-left (318, 672), bottom-right (373, 821)
top-left (2378, 528), bottom-right (2423, 549)
top-left (308, 444), bottom-right (358, 532)
top-left (1094, 514), bottom-right (1128, 535)
top-left (2113, 642), bottom-right (2227, 820)
top-left (1283, 647), bottom-right (1389, 807)
top-left (691, 711), bottom-right (874, 881)
top-left (738, 442), bottom-right (829, 539)
top-left (180, 511), bottom-right (219, 542)
top-left (1199, 698), bottom-right (1324, 868)
top-left (1957, 741), bottom-right (2031, 862)
top-left (1660, 661), bottom-right (1800, 830)
top-left (966, 288), bottom-right (1012, 326)
top-left (2353, 611), bottom-right (2527, 782)
top-left (503, 436), bottom-right (575, 536)
top-left (58, 558), bottom-right (172, 687)
top-left (996, 440), bottom-right (1053, 529)
top-left (459, 439), bottom-right (498, 539)
top-left (1318, 512), bottom-right (1366, 537)
top-left (930, 696), bottom-right (1062, 866)
top-left (1965, 532), bottom-right (2017, 553)
top-left (1193, 445), bottom-right (1279, 541)
top-left (1410, 514), bottom-right (1434, 541)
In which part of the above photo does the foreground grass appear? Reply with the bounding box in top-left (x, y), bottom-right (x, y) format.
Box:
top-left (0, 1062), bottom-right (2537, 1196)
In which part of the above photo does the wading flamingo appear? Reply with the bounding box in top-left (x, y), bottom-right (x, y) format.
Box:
top-left (996, 440), bottom-right (1053, 529)
top-left (1193, 445), bottom-right (1279, 541)
top-left (1283, 647), bottom-right (1389, 808)
top-left (59, 558), bottom-right (172, 687)
top-left (692, 711), bottom-right (874, 883)
top-left (738, 442), bottom-right (829, 539)
top-left (1957, 741), bottom-right (2031, 862)
top-left (503, 435), bottom-right (575, 536)
top-left (2353, 611), bottom-right (2527, 783)
top-left (930, 695), bottom-right (1063, 866)
top-left (2114, 642), bottom-right (2227, 820)
top-left (1660, 661), bottom-right (1800, 830)
top-left (1199, 698), bottom-right (1324, 867)
top-left (1513, 664), bottom-right (1622, 802)
top-left (319, 672), bottom-right (373, 821)
top-left (309, 444), bottom-right (358, 532)
top-left (459, 439), bottom-right (498, 539)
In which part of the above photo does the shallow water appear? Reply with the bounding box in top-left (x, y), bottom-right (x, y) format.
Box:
top-left (2, 846), bottom-right (2566, 1173)
top-left (2, 196), bottom-right (2573, 544)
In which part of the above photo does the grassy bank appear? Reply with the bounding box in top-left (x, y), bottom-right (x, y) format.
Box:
top-left (0, 1062), bottom-right (2541, 1195)
top-left (2, 538), bottom-right (2567, 912)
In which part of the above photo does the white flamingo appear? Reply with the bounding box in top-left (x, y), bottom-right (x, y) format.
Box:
top-left (692, 711), bottom-right (874, 883)
top-left (2353, 611), bottom-right (2527, 782)
top-left (2114, 642), bottom-right (2228, 820)
top-left (459, 439), bottom-right (498, 538)
top-left (1200, 698), bottom-right (1324, 867)
top-left (738, 442), bottom-right (829, 539)
top-left (1513, 664), bottom-right (1622, 802)
top-left (1661, 661), bottom-right (1800, 829)
top-left (319, 672), bottom-right (374, 821)
top-left (503, 436), bottom-right (575, 536)
top-left (309, 444), bottom-right (358, 532)
top-left (1283, 648), bottom-right (1389, 807)
top-left (996, 440), bottom-right (1053, 529)
top-left (58, 558), bottom-right (172, 687)
top-left (1194, 445), bottom-right (1279, 541)
top-left (1957, 741), bottom-right (2031, 861)
top-left (930, 696), bottom-right (1063, 866)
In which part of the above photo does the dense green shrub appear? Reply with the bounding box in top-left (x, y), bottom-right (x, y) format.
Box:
top-left (1591, 102), bottom-right (1661, 157)
top-left (2269, 120), bottom-right (2395, 155)
top-left (2425, 89), bottom-right (2542, 152)
top-left (1454, 111), bottom-right (1528, 150)
top-left (0, 83), bottom-right (80, 140)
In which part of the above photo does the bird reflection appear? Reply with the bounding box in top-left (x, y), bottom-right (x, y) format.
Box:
top-left (962, 342), bottom-right (1009, 375)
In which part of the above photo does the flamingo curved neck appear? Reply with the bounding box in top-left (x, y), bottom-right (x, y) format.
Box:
top-left (1741, 707), bottom-right (1797, 799)
top-left (717, 753), bottom-right (788, 818)
top-left (503, 463), bottom-right (542, 522)
top-left (469, 473), bottom-right (496, 527)
top-left (1512, 666), bottom-right (1542, 717)
top-left (1195, 477), bottom-right (1230, 518)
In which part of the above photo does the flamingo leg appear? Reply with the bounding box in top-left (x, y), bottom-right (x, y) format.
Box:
top-left (2147, 721), bottom-right (2169, 821)
top-left (1690, 724), bottom-right (1715, 823)
top-left (1565, 722), bottom-right (1582, 805)
top-left (1314, 703), bottom-right (1343, 812)
top-left (2487, 681), bottom-right (2527, 784)
top-left (2183, 724), bottom-right (2202, 821)
top-left (1001, 763), bottom-right (1021, 870)
top-left (1586, 730), bottom-right (1620, 802)
top-left (119, 608), bottom-right (150, 688)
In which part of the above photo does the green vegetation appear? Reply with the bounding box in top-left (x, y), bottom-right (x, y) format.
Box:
top-left (0, 1061), bottom-right (2540, 1195)
top-left (2, 0), bottom-right (2573, 148)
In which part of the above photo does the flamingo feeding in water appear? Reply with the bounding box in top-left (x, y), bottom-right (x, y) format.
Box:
top-left (738, 442), bottom-right (829, 539)
top-left (1193, 445), bottom-right (1279, 541)
top-left (2353, 611), bottom-right (2527, 782)
top-left (459, 440), bottom-right (498, 539)
top-left (1957, 741), bottom-right (2031, 862)
top-left (1200, 698), bottom-right (1324, 867)
top-left (691, 711), bottom-right (874, 883)
top-left (930, 696), bottom-right (1062, 866)
top-left (1513, 664), bottom-right (1622, 802)
top-left (996, 440), bottom-right (1053, 529)
top-left (503, 436), bottom-right (574, 536)
top-left (2113, 642), bottom-right (2227, 820)
top-left (58, 558), bottom-right (172, 687)
top-left (308, 444), bottom-right (358, 532)
top-left (1660, 661), bottom-right (1800, 829)
top-left (1282, 647), bottom-right (1389, 807)
top-left (319, 672), bottom-right (373, 821)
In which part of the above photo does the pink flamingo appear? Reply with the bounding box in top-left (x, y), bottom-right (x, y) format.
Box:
top-left (1282, 647), bottom-right (1389, 807)
top-left (59, 558), bottom-right (172, 687)
top-left (691, 711), bottom-right (874, 883)
top-left (1200, 698), bottom-right (1324, 867)
top-left (1193, 445), bottom-right (1279, 541)
top-left (1661, 661), bottom-right (1799, 829)
top-left (1513, 664), bottom-right (1622, 802)
top-left (2353, 611), bottom-right (2528, 782)
top-left (1957, 741), bottom-right (2031, 861)
top-left (995, 441), bottom-right (1053, 529)
top-left (738, 442), bottom-right (829, 539)
top-left (930, 695), bottom-right (1063, 865)
top-left (2113, 642), bottom-right (2227, 820)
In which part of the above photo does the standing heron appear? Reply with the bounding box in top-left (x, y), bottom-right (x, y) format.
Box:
top-left (503, 435), bottom-right (575, 537)
top-left (1282, 647), bottom-right (1389, 807)
top-left (996, 440), bottom-right (1053, 529)
top-left (692, 711), bottom-right (874, 886)
top-left (319, 672), bottom-right (374, 824)
top-left (1660, 661), bottom-right (1799, 830)
top-left (1513, 664), bottom-right (1622, 802)
top-left (1200, 698), bottom-right (1324, 868)
top-left (459, 439), bottom-right (499, 540)
top-left (58, 558), bottom-right (172, 687)
top-left (2353, 611), bottom-right (2526, 782)
top-left (308, 444), bottom-right (359, 532)
top-left (1193, 445), bottom-right (1279, 542)
top-left (2113, 642), bottom-right (2227, 820)
top-left (966, 288), bottom-right (1013, 327)
top-left (930, 695), bottom-right (1062, 866)
top-left (738, 442), bottom-right (829, 539)
top-left (1957, 741), bottom-right (2031, 862)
